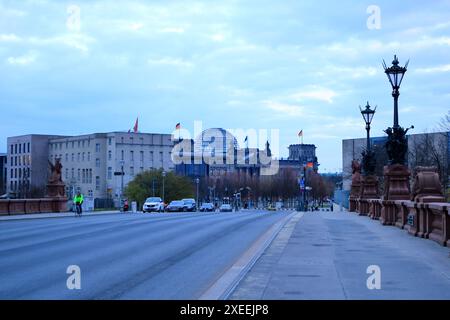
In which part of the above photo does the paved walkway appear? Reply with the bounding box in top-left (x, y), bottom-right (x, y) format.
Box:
top-left (231, 211), bottom-right (450, 300)
top-left (0, 210), bottom-right (121, 221)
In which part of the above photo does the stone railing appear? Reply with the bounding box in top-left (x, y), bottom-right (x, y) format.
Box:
top-left (354, 197), bottom-right (450, 247)
top-left (0, 198), bottom-right (68, 216)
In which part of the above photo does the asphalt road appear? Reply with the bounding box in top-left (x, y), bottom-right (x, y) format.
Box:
top-left (0, 210), bottom-right (289, 300)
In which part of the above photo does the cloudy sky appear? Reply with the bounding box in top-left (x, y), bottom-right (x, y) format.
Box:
top-left (1, 0), bottom-right (449, 172)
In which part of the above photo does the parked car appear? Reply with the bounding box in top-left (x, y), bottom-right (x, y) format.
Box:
top-left (220, 204), bottom-right (233, 212)
top-left (200, 203), bottom-right (214, 212)
top-left (166, 200), bottom-right (185, 212)
top-left (182, 198), bottom-right (197, 212)
top-left (142, 197), bottom-right (165, 213)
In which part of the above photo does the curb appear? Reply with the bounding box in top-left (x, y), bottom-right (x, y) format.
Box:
top-left (199, 211), bottom-right (303, 300)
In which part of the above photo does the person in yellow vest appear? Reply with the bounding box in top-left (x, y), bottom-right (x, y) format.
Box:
top-left (73, 192), bottom-right (84, 217)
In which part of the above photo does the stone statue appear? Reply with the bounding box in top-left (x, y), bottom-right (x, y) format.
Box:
top-left (384, 126), bottom-right (413, 165)
top-left (48, 158), bottom-right (63, 184)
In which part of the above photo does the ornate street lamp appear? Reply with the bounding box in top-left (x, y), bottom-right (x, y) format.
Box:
top-left (382, 55), bottom-right (414, 165)
top-left (382, 55), bottom-right (409, 129)
top-left (359, 102), bottom-right (377, 176)
top-left (359, 102), bottom-right (377, 152)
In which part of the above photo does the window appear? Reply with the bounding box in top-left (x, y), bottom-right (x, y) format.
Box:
top-left (130, 166), bottom-right (134, 176)
top-left (108, 138), bottom-right (112, 146)
top-left (121, 150), bottom-right (124, 160)
top-left (65, 154), bottom-right (69, 162)
top-left (89, 169), bottom-right (93, 184)
top-left (130, 137), bottom-right (134, 144)
top-left (140, 137), bottom-right (144, 145)
top-left (10, 144), bottom-right (13, 154)
top-left (65, 168), bottom-right (69, 180)
top-left (140, 151), bottom-right (144, 162)
top-left (96, 158), bottom-right (100, 168)
top-left (72, 153), bottom-right (75, 162)
top-left (77, 169), bottom-right (81, 182)
top-left (71, 168), bottom-right (75, 179)
top-left (121, 137), bottom-right (124, 144)
top-left (108, 151), bottom-right (112, 161)
top-left (96, 143), bottom-right (101, 153)
top-left (87, 152), bottom-right (91, 161)
top-left (107, 167), bottom-right (112, 180)
top-left (88, 190), bottom-right (93, 197)
top-left (95, 176), bottom-right (100, 190)
top-left (77, 153), bottom-right (80, 162)
top-left (82, 140), bottom-right (85, 148)
top-left (130, 151), bottom-right (134, 161)
top-left (140, 167), bottom-right (144, 173)
top-left (82, 169), bottom-right (86, 184)
top-left (72, 141), bottom-right (75, 148)
top-left (82, 152), bottom-right (85, 162)
top-left (19, 144), bottom-right (21, 154)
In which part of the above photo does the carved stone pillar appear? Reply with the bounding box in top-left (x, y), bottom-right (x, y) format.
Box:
top-left (380, 164), bottom-right (411, 225)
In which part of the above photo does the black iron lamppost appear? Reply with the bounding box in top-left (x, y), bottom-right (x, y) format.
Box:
top-left (382, 55), bottom-right (408, 129)
top-left (359, 102), bottom-right (377, 152)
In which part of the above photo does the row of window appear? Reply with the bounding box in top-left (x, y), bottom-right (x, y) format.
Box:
top-left (50, 154), bottom-right (101, 167)
top-left (10, 167), bottom-right (30, 180)
top-left (9, 155), bottom-right (31, 167)
top-left (65, 168), bottom-right (101, 190)
top-left (10, 142), bottom-right (30, 155)
top-left (50, 140), bottom-right (101, 153)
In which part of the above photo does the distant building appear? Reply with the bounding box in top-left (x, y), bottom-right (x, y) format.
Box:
top-left (342, 131), bottom-right (450, 192)
top-left (6, 132), bottom-right (175, 201)
top-left (0, 153), bottom-right (6, 195)
top-left (174, 128), bottom-right (273, 178)
top-left (7, 134), bottom-right (67, 198)
top-left (48, 132), bottom-right (174, 201)
top-left (287, 144), bottom-right (319, 170)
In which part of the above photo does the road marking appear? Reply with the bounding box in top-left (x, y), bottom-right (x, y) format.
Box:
top-left (199, 212), bottom-right (304, 300)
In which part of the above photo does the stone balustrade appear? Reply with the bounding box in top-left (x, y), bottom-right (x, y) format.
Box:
top-left (0, 198), bottom-right (68, 216)
top-left (350, 166), bottom-right (449, 247)
top-left (354, 197), bottom-right (450, 247)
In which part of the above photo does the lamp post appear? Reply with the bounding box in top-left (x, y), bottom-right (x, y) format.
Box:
top-left (195, 178), bottom-right (200, 212)
top-left (162, 170), bottom-right (166, 204)
top-left (359, 102), bottom-right (377, 152)
top-left (382, 55), bottom-right (408, 129)
top-left (119, 160), bottom-right (125, 210)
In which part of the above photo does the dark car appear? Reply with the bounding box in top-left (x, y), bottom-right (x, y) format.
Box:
top-left (166, 200), bottom-right (185, 212)
top-left (182, 199), bottom-right (197, 212)
top-left (200, 203), bottom-right (214, 212)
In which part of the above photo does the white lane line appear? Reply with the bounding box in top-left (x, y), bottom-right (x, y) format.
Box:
top-left (199, 212), bottom-right (304, 300)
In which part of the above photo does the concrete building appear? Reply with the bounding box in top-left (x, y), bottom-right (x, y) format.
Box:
top-left (6, 134), bottom-right (67, 198)
top-left (48, 132), bottom-right (175, 201)
top-left (0, 153), bottom-right (6, 195)
top-left (6, 132), bottom-right (175, 203)
top-left (342, 131), bottom-right (450, 192)
top-left (287, 144), bottom-right (319, 170)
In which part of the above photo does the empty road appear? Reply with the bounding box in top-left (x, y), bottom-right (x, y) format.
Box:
top-left (0, 211), bottom-right (289, 300)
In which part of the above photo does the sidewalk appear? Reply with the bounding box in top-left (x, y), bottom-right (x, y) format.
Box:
top-left (230, 210), bottom-right (450, 300)
top-left (0, 210), bottom-right (121, 221)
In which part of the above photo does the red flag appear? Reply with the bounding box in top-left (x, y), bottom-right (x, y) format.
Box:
top-left (133, 118), bottom-right (139, 133)
top-left (175, 123), bottom-right (181, 130)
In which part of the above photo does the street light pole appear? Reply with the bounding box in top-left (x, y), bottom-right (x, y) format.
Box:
top-left (195, 178), bottom-right (200, 212)
top-left (162, 171), bottom-right (167, 204)
top-left (119, 160), bottom-right (125, 210)
top-left (383, 55), bottom-right (408, 129)
top-left (359, 102), bottom-right (377, 153)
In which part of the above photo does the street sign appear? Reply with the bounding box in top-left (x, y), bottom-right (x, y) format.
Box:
top-left (407, 214), bottom-right (414, 226)
top-left (114, 172), bottom-right (125, 176)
